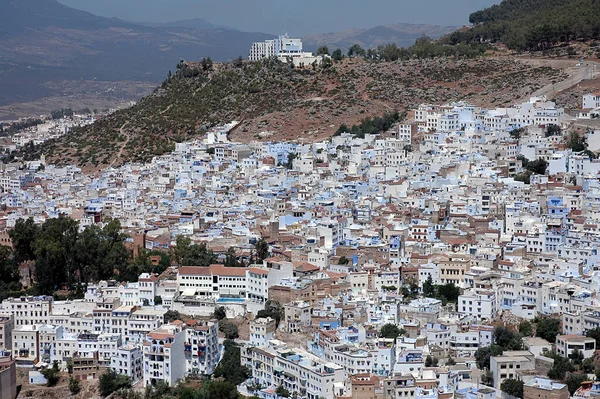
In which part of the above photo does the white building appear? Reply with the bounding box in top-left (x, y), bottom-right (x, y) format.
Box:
top-left (248, 34), bottom-right (324, 66)
top-left (143, 323), bottom-right (186, 387)
top-left (458, 289), bottom-right (497, 320)
top-left (111, 345), bottom-right (143, 383)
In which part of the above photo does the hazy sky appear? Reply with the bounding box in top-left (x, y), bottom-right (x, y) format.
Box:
top-left (57, 0), bottom-right (499, 35)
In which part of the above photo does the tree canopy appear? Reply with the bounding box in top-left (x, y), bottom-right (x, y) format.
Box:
top-left (445, 0), bottom-right (600, 51)
top-left (501, 378), bottom-right (524, 399)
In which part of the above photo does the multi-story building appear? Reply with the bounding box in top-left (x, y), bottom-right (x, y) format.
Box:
top-left (0, 315), bottom-right (14, 351)
top-left (248, 342), bottom-right (345, 399)
top-left (11, 325), bottom-right (39, 366)
top-left (283, 301), bottom-right (312, 333)
top-left (1, 297), bottom-right (52, 327)
top-left (143, 323), bottom-right (186, 387)
top-left (458, 289), bottom-right (497, 320)
top-left (111, 345), bottom-right (143, 383)
top-left (249, 317), bottom-right (276, 348)
top-left (183, 320), bottom-right (220, 376)
top-left (555, 335), bottom-right (596, 359)
top-left (490, 351), bottom-right (536, 389)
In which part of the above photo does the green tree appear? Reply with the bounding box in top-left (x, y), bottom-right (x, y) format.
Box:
top-left (164, 310), bottom-right (182, 323)
top-left (213, 340), bottom-right (249, 385)
top-left (494, 326), bottom-right (523, 350)
top-left (436, 283), bottom-right (461, 304)
top-left (567, 132), bottom-right (587, 153)
top-left (99, 369), bottom-right (132, 397)
top-left (276, 385), bottom-right (291, 398)
top-left (224, 247), bottom-right (242, 267)
top-left (317, 46), bottom-right (330, 56)
top-left (500, 378), bottom-right (524, 398)
top-left (69, 376), bottom-right (81, 394)
top-left (180, 242), bottom-right (217, 267)
top-left (481, 370), bottom-right (494, 386)
top-left (254, 238), bottom-right (270, 263)
top-left (213, 306), bottom-right (227, 320)
top-left (565, 373), bottom-right (587, 395)
top-left (219, 321), bottom-right (239, 339)
top-left (41, 361), bottom-right (60, 387)
top-left (545, 125), bottom-right (562, 137)
top-left (422, 275), bottom-right (435, 297)
top-left (332, 48), bottom-right (344, 61)
top-left (0, 246), bottom-right (19, 300)
top-left (546, 351), bottom-right (574, 380)
top-left (534, 317), bottom-right (560, 343)
top-left (518, 320), bottom-right (533, 337)
top-left (569, 349), bottom-right (584, 365)
top-left (446, 357), bottom-right (456, 366)
top-left (338, 256), bottom-right (350, 265)
top-left (582, 357), bottom-right (595, 373)
top-left (9, 217), bottom-right (39, 263)
top-left (585, 327), bottom-right (600, 348)
top-left (425, 355), bottom-right (439, 367)
top-left (379, 323), bottom-right (404, 339)
top-left (256, 300), bottom-right (283, 327)
top-left (348, 44), bottom-right (366, 57)
top-left (33, 216), bottom-right (79, 294)
top-left (154, 296), bottom-right (163, 305)
top-left (475, 346), bottom-right (503, 369)
top-left (525, 158), bottom-right (548, 175)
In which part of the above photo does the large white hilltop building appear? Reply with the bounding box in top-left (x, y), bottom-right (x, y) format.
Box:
top-left (248, 34), bottom-right (324, 66)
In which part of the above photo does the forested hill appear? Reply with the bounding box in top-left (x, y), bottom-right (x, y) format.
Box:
top-left (444, 0), bottom-right (600, 50)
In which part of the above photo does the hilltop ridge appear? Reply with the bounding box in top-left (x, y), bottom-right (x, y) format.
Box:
top-left (40, 56), bottom-right (566, 171)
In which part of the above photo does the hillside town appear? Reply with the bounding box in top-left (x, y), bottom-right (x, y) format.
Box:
top-left (3, 93), bottom-right (600, 399)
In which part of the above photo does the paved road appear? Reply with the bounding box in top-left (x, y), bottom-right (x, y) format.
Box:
top-left (519, 58), bottom-right (600, 100)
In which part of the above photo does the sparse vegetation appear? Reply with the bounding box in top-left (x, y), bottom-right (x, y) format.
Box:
top-left (37, 56), bottom-right (565, 169)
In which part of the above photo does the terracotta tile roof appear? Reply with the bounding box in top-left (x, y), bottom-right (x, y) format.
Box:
top-left (209, 264), bottom-right (247, 277)
top-left (178, 266), bottom-right (211, 276)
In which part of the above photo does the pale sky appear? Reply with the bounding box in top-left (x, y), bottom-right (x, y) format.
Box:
top-left (57, 0), bottom-right (499, 35)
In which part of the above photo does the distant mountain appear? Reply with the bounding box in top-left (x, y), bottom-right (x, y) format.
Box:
top-left (142, 18), bottom-right (232, 31)
top-left (0, 0), bottom-right (274, 106)
top-left (303, 23), bottom-right (457, 52)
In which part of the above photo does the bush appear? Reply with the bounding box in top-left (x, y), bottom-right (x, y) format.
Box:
top-left (41, 362), bottom-right (60, 387)
top-left (501, 378), bottom-right (524, 398)
top-left (69, 376), bottom-right (81, 394)
top-left (99, 369), bottom-right (132, 397)
top-left (219, 321), bottom-right (239, 339)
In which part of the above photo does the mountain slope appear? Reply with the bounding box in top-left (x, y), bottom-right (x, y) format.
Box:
top-left (445, 0), bottom-right (600, 50)
top-left (40, 57), bottom-right (566, 171)
top-left (144, 18), bottom-right (231, 30)
top-left (303, 24), bottom-right (456, 52)
top-left (0, 0), bottom-right (274, 106)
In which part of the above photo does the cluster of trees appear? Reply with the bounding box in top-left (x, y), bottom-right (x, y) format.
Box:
top-left (51, 108), bottom-right (74, 120)
top-left (422, 276), bottom-right (461, 304)
top-left (476, 319), bottom-right (589, 392)
top-left (0, 245), bottom-right (21, 301)
top-left (335, 110), bottom-right (403, 138)
top-left (514, 156), bottom-right (548, 184)
top-left (99, 369), bottom-right (133, 397)
top-left (341, 38), bottom-right (486, 63)
top-left (445, 0), bottom-right (600, 51)
top-left (0, 118), bottom-right (44, 136)
top-left (213, 339), bottom-right (250, 385)
top-left (112, 377), bottom-right (239, 399)
top-left (8, 217), bottom-right (130, 295)
top-left (567, 131), bottom-right (598, 159)
top-left (256, 300), bottom-right (284, 327)
top-left (380, 323), bottom-right (406, 339)
top-left (6, 216), bottom-right (272, 296)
